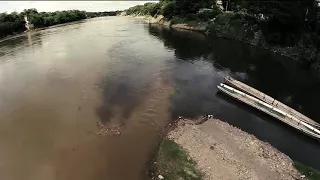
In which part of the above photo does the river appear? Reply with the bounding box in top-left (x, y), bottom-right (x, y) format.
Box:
top-left (0, 16), bottom-right (320, 179)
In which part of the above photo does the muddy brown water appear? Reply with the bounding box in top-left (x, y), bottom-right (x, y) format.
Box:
top-left (1, 16), bottom-right (320, 179)
top-left (0, 17), bottom-right (173, 180)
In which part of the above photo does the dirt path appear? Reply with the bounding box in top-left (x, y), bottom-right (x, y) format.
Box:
top-left (168, 118), bottom-right (303, 180)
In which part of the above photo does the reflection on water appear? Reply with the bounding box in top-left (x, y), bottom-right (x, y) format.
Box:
top-left (0, 17), bottom-right (320, 180)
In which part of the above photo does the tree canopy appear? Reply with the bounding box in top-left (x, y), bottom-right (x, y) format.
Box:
top-left (0, 8), bottom-right (120, 39)
top-left (126, 0), bottom-right (320, 67)
top-left (0, 12), bottom-right (25, 38)
top-left (126, 0), bottom-right (215, 17)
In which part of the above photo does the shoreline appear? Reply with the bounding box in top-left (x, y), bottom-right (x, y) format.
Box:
top-left (129, 15), bottom-right (207, 33)
top-left (0, 32), bottom-right (27, 43)
top-left (0, 17), bottom-right (111, 43)
top-left (150, 117), bottom-right (305, 180)
top-left (129, 15), bottom-right (306, 67)
top-left (0, 21), bottom-right (86, 43)
top-left (1, 15), bottom-right (305, 67)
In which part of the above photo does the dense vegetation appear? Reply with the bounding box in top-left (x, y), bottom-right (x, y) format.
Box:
top-left (0, 8), bottom-right (119, 39)
top-left (126, 0), bottom-right (320, 69)
top-left (22, 8), bottom-right (87, 28)
top-left (294, 162), bottom-right (320, 180)
top-left (0, 12), bottom-right (26, 38)
top-left (126, 0), bottom-right (218, 21)
top-left (86, 11), bottom-right (121, 18)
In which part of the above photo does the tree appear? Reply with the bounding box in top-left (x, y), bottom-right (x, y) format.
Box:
top-left (161, 1), bottom-right (176, 18)
top-left (0, 12), bottom-right (25, 38)
top-left (149, 3), bottom-right (162, 16)
top-left (176, 0), bottom-right (214, 14)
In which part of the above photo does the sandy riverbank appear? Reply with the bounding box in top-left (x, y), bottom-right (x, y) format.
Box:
top-left (166, 118), bottom-right (303, 180)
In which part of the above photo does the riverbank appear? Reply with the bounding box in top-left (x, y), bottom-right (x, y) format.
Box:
top-left (130, 15), bottom-right (207, 32)
top-left (150, 117), bottom-right (305, 180)
top-left (0, 19), bottom-right (88, 43)
top-left (129, 13), bottom-right (319, 71)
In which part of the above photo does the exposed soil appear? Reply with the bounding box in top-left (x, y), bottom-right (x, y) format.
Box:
top-left (168, 118), bottom-right (303, 180)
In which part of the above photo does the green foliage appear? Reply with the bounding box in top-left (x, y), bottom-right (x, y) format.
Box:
top-left (125, 0), bottom-right (320, 68)
top-left (86, 11), bottom-right (121, 18)
top-left (174, 0), bottom-right (211, 15)
top-left (170, 16), bottom-right (188, 24)
top-left (231, 0), bottom-right (318, 45)
top-left (126, 3), bottom-right (161, 16)
top-left (296, 34), bottom-right (320, 67)
top-left (206, 0), bottom-right (320, 68)
top-left (197, 9), bottom-right (222, 21)
top-left (126, 5), bottom-right (142, 15)
top-left (206, 12), bottom-right (257, 42)
top-left (126, 0), bottom-right (217, 19)
top-left (24, 10), bottom-right (87, 28)
top-left (0, 8), bottom-right (120, 39)
top-left (294, 162), bottom-right (320, 180)
top-left (214, 13), bottom-right (234, 25)
top-left (0, 12), bottom-right (25, 38)
top-left (149, 3), bottom-right (162, 17)
top-left (171, 10), bottom-right (222, 26)
top-left (161, 2), bottom-right (177, 19)
top-left (149, 139), bottom-right (203, 180)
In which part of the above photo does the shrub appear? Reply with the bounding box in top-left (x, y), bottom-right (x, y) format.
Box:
top-left (161, 2), bottom-right (176, 19)
top-left (185, 14), bottom-right (198, 21)
top-left (170, 16), bottom-right (188, 24)
top-left (214, 13), bottom-right (235, 25)
top-left (297, 34), bottom-right (320, 67)
top-left (197, 10), bottom-right (222, 21)
top-left (206, 12), bottom-right (258, 42)
top-left (149, 3), bottom-right (162, 17)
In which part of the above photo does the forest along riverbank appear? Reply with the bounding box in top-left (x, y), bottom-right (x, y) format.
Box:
top-left (149, 117), bottom-right (307, 180)
top-left (0, 8), bottom-right (120, 40)
top-left (129, 13), bottom-right (315, 71)
top-left (125, 1), bottom-right (320, 71)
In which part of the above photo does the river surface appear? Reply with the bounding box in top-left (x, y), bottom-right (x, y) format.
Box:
top-left (1, 16), bottom-right (320, 179)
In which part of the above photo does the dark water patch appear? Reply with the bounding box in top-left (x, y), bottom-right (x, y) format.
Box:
top-left (216, 92), bottom-right (320, 169)
top-left (97, 73), bottom-right (152, 125)
top-left (148, 24), bottom-right (210, 61)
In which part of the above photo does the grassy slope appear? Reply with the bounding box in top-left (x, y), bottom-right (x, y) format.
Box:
top-left (294, 162), bottom-right (320, 180)
top-left (149, 139), bottom-right (203, 180)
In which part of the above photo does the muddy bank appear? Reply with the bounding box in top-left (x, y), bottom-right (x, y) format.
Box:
top-left (165, 118), bottom-right (303, 180)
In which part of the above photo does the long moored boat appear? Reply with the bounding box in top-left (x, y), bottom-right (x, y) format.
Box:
top-left (224, 76), bottom-right (320, 129)
top-left (217, 83), bottom-right (320, 141)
